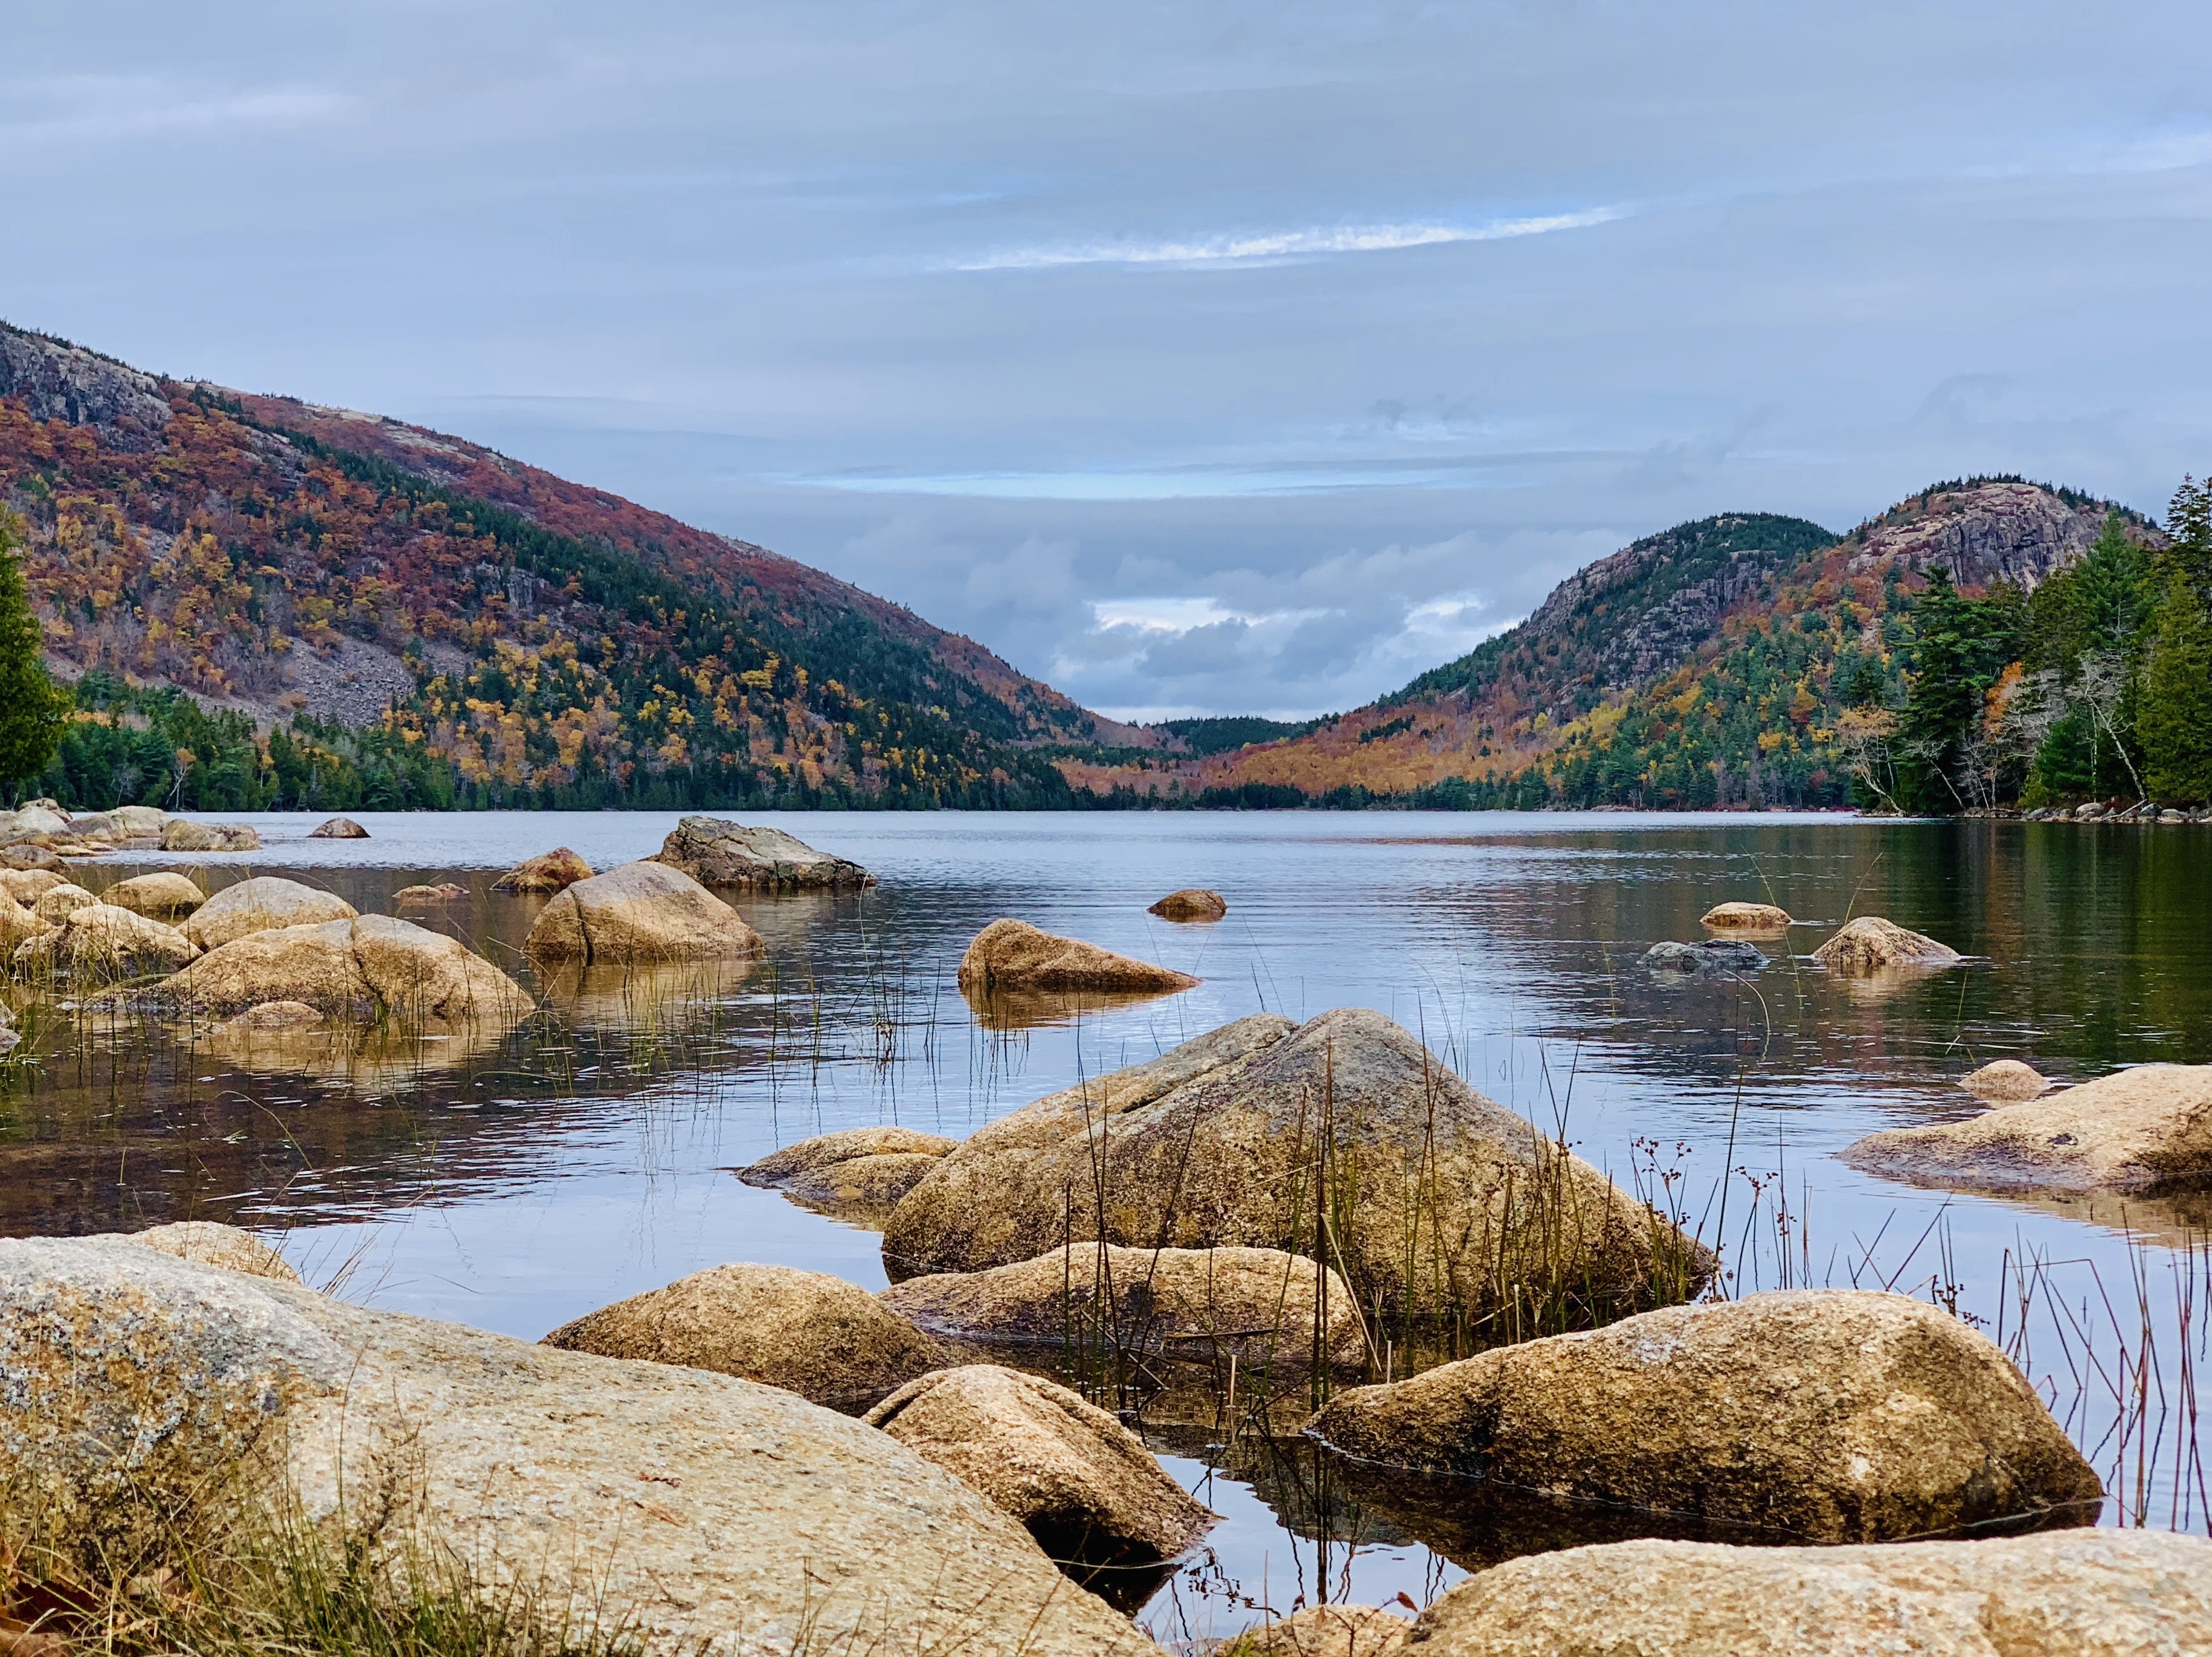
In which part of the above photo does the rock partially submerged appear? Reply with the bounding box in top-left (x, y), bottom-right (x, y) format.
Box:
top-left (883, 1244), bottom-right (1365, 1368)
top-left (1224, 1607), bottom-right (1411, 1656)
top-left (1304, 1289), bottom-right (2099, 1540)
top-left (1640, 939), bottom-right (1766, 977)
top-left (739, 1127), bottom-right (958, 1217)
top-left (956, 918), bottom-right (1199, 995)
top-left (884, 1010), bottom-right (1707, 1320)
top-left (222, 999), bottom-right (324, 1030)
top-left (864, 1365), bottom-right (1214, 1577)
top-left (1843, 1063), bottom-right (2212, 1194)
top-left (1401, 1531), bottom-right (2211, 1657)
top-left (1812, 915), bottom-right (1961, 971)
top-left (103, 871), bottom-right (207, 918)
top-left (182, 877), bottom-right (358, 950)
top-left (1699, 901), bottom-right (1793, 934)
top-left (393, 882), bottom-right (468, 905)
top-left (656, 815), bottom-right (874, 892)
top-left (542, 1262), bottom-right (951, 1414)
top-left (13, 903), bottom-right (200, 981)
top-left (492, 847), bottom-right (594, 894)
top-left (526, 861), bottom-right (762, 963)
top-left (308, 816), bottom-right (370, 839)
top-left (1961, 1057), bottom-right (2050, 1102)
top-left (126, 1220), bottom-right (301, 1283)
top-left (0, 1236), bottom-right (1154, 1657)
top-left (1149, 888), bottom-right (1227, 923)
top-left (129, 914), bottom-right (532, 1024)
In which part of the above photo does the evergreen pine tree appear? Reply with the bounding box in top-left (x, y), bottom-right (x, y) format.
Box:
top-left (2140, 560), bottom-right (2212, 806)
top-left (0, 511), bottom-right (68, 796)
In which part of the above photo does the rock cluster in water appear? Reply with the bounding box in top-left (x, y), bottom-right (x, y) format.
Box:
top-left (655, 815), bottom-right (875, 891)
top-left (0, 800), bottom-right (259, 865)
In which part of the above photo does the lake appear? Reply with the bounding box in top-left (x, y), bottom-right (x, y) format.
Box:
top-left (5, 808), bottom-right (2208, 1644)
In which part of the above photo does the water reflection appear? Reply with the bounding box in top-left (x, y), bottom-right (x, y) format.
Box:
top-left (0, 810), bottom-right (2206, 1641)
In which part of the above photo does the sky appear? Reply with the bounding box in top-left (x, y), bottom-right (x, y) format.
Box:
top-left (9, 2), bottom-right (2212, 722)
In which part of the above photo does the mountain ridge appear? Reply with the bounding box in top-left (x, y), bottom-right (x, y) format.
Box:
top-left (0, 319), bottom-right (1142, 810)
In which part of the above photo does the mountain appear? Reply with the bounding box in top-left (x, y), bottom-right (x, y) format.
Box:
top-left (0, 321), bottom-right (1140, 811)
top-left (1068, 480), bottom-right (2154, 810)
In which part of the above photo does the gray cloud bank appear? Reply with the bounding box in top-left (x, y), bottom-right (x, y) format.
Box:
top-left (7, 1), bottom-right (2212, 718)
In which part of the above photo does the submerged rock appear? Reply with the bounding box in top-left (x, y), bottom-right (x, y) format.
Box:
top-left (130, 915), bottom-right (531, 1024)
top-left (1961, 1058), bottom-right (2050, 1102)
top-left (126, 1220), bottom-right (301, 1283)
top-left (307, 816), bottom-right (369, 839)
top-left (1812, 915), bottom-right (1961, 971)
top-left (655, 815), bottom-right (874, 892)
top-left (216, 823), bottom-right (262, 851)
top-left (491, 846), bottom-right (594, 894)
top-left (1223, 1607), bottom-right (1410, 1656)
top-left (864, 1365), bottom-right (1214, 1574)
top-left (393, 882), bottom-right (467, 905)
top-left (103, 871), bottom-right (207, 919)
top-left (1699, 900), bottom-right (1793, 934)
top-left (13, 904), bottom-right (200, 981)
top-left (159, 819), bottom-right (225, 852)
top-left (182, 877), bottom-right (358, 950)
top-left (0, 1236), bottom-right (1154, 1657)
top-left (1149, 888), bottom-right (1227, 923)
top-left (1402, 1530), bottom-right (2210, 1657)
top-left (884, 1010), bottom-right (1707, 1321)
top-left (1304, 1289), bottom-right (2099, 1541)
top-left (542, 1262), bottom-right (951, 1414)
top-left (526, 860), bottom-right (762, 963)
top-left (956, 918), bottom-right (1200, 995)
top-left (222, 999), bottom-right (324, 1030)
top-left (1640, 939), bottom-right (1766, 976)
top-left (1843, 1063), bottom-right (2212, 1194)
top-left (882, 1244), bottom-right (1365, 1368)
top-left (739, 1127), bottom-right (958, 1217)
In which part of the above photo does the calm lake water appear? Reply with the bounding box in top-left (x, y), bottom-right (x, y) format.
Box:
top-left (5, 809), bottom-right (2208, 1643)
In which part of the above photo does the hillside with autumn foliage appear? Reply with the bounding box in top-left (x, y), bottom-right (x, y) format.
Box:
top-left (1064, 480), bottom-right (2168, 810)
top-left (0, 320), bottom-right (1138, 812)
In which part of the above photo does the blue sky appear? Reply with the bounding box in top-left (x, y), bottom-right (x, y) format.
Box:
top-left (8, 1), bottom-right (2212, 719)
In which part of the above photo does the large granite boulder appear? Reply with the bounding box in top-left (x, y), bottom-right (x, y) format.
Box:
top-left (32, 882), bottom-right (98, 922)
top-left (542, 1263), bottom-right (952, 1414)
top-left (63, 805), bottom-right (168, 844)
top-left (126, 1220), bottom-right (301, 1283)
top-left (655, 815), bottom-right (874, 892)
top-left (0, 1236), bottom-right (1155, 1657)
top-left (1813, 915), bottom-right (1961, 971)
top-left (13, 903), bottom-right (200, 981)
top-left (4, 803), bottom-right (73, 839)
top-left (182, 877), bottom-right (359, 950)
top-left (883, 1244), bottom-right (1365, 1368)
top-left (102, 871), bottom-right (207, 919)
top-left (160, 818), bottom-right (225, 852)
top-left (526, 861), bottom-right (762, 963)
top-left (863, 1365), bottom-right (1213, 1574)
top-left (739, 1126), bottom-right (959, 1217)
top-left (0, 868), bottom-right (63, 905)
top-left (307, 816), bottom-right (369, 839)
top-left (1843, 1063), bottom-right (2212, 1194)
top-left (0, 894), bottom-right (53, 957)
top-left (1304, 1290), bottom-right (2099, 1540)
top-left (130, 915), bottom-right (532, 1024)
top-left (883, 1010), bottom-right (1706, 1321)
top-left (1401, 1531), bottom-right (2211, 1656)
top-left (492, 846), bottom-right (594, 894)
top-left (957, 918), bottom-right (1200, 995)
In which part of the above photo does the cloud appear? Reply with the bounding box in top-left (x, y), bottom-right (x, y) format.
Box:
top-left (954, 208), bottom-right (1629, 272)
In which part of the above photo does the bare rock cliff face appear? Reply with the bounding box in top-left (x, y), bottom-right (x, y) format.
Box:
top-left (1850, 480), bottom-right (2146, 589)
top-left (0, 324), bottom-right (172, 452)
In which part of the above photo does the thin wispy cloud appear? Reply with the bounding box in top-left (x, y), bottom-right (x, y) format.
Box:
top-left (956, 207), bottom-right (1628, 272)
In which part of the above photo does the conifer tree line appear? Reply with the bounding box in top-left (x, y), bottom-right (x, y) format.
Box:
top-left (1846, 476), bottom-right (2212, 813)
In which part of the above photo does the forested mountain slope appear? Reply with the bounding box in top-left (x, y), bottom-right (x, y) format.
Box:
top-left (1069, 481), bottom-right (2152, 809)
top-left (0, 320), bottom-right (1130, 810)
